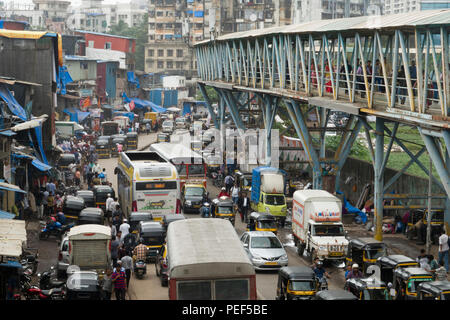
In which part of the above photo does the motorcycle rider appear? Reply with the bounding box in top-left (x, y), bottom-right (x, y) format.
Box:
top-left (133, 239), bottom-right (148, 264)
top-left (200, 202), bottom-right (211, 218)
top-left (218, 187), bottom-right (229, 198)
top-left (313, 261), bottom-right (330, 289)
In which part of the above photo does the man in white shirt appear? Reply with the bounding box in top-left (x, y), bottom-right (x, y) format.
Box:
top-left (105, 194), bottom-right (114, 220)
top-left (231, 185), bottom-right (240, 205)
top-left (438, 229), bottom-right (449, 272)
top-left (119, 219), bottom-right (130, 241)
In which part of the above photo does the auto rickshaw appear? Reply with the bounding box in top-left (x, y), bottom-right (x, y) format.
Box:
top-left (66, 270), bottom-right (101, 300)
top-left (126, 132), bottom-right (138, 150)
top-left (78, 207), bottom-right (104, 225)
top-left (157, 133), bottom-right (169, 143)
top-left (376, 255), bottom-right (418, 284)
top-left (313, 289), bottom-right (358, 300)
top-left (344, 277), bottom-right (390, 300)
top-left (417, 281), bottom-right (450, 300)
top-left (161, 214), bottom-right (186, 231)
top-left (406, 209), bottom-right (444, 244)
top-left (58, 153), bottom-right (76, 170)
top-left (346, 238), bottom-right (388, 274)
top-left (111, 136), bottom-right (127, 156)
top-left (247, 212), bottom-right (278, 234)
top-left (211, 196), bottom-right (235, 225)
top-left (138, 221), bottom-right (166, 263)
top-left (392, 267), bottom-right (434, 300)
top-left (63, 195), bottom-right (86, 221)
top-left (95, 139), bottom-right (110, 158)
top-left (235, 171), bottom-right (252, 192)
top-left (129, 212), bottom-right (153, 234)
top-left (93, 185), bottom-right (115, 212)
top-left (76, 190), bottom-right (95, 208)
top-left (276, 266), bottom-right (318, 300)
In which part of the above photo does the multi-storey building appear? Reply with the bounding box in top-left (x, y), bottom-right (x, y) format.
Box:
top-left (384, 0), bottom-right (420, 14)
top-left (292, 0), bottom-right (367, 24)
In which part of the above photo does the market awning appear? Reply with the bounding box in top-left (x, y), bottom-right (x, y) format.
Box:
top-left (0, 260), bottom-right (22, 268)
top-left (0, 210), bottom-right (15, 219)
top-left (0, 181), bottom-right (26, 194)
top-left (31, 158), bottom-right (52, 172)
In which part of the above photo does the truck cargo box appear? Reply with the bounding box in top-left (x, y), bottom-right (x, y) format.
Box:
top-left (251, 167), bottom-right (285, 204)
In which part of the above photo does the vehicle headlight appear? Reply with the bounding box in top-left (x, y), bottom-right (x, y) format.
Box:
top-left (265, 207), bottom-right (270, 213)
top-left (251, 254), bottom-right (263, 261)
top-left (318, 245), bottom-right (327, 251)
top-left (185, 200), bottom-right (192, 206)
top-left (281, 207), bottom-right (287, 212)
top-left (280, 254), bottom-right (288, 260)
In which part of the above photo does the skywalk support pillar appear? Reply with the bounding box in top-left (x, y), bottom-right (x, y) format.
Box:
top-left (262, 95), bottom-right (279, 167)
top-left (198, 83), bottom-right (219, 129)
top-left (374, 117), bottom-right (385, 241)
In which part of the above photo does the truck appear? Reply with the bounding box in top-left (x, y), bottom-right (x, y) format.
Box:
top-left (291, 190), bottom-right (348, 263)
top-left (66, 224), bottom-right (111, 278)
top-left (113, 116), bottom-right (130, 131)
top-left (250, 167), bottom-right (287, 225)
top-left (55, 121), bottom-right (84, 139)
top-left (101, 121), bottom-right (119, 136)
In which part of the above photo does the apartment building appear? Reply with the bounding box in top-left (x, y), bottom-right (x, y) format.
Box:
top-left (384, 0), bottom-right (420, 14)
top-left (292, 0), bottom-right (367, 24)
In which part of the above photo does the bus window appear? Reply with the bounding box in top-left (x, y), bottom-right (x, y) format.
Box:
top-left (215, 279), bottom-right (249, 300)
top-left (177, 281), bottom-right (212, 300)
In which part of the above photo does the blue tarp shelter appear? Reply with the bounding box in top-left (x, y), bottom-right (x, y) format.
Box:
top-left (127, 71), bottom-right (140, 88)
top-left (122, 92), bottom-right (167, 113)
top-left (337, 191), bottom-right (367, 224)
top-left (63, 109), bottom-right (91, 123)
top-left (0, 210), bottom-right (15, 219)
top-left (58, 65), bottom-right (73, 95)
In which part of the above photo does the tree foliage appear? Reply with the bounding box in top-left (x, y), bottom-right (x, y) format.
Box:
top-left (195, 86), bottom-right (219, 104)
top-left (108, 14), bottom-right (148, 71)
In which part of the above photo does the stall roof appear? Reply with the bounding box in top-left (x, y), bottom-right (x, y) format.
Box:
top-left (32, 158), bottom-right (52, 172)
top-left (0, 181), bottom-right (26, 194)
top-left (0, 210), bottom-right (15, 219)
top-left (0, 130), bottom-right (16, 137)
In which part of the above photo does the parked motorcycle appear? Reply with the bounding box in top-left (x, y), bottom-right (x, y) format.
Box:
top-left (39, 221), bottom-right (74, 240)
top-left (134, 260), bottom-right (147, 279)
top-left (21, 249), bottom-right (39, 275)
top-left (18, 271), bottom-right (65, 300)
top-left (39, 267), bottom-right (66, 290)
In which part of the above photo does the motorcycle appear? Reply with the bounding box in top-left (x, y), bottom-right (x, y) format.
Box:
top-left (318, 277), bottom-right (328, 291)
top-left (39, 221), bottom-right (74, 240)
top-left (39, 267), bottom-right (66, 290)
top-left (17, 271), bottom-right (65, 300)
top-left (134, 260), bottom-right (147, 279)
top-left (21, 249), bottom-right (39, 275)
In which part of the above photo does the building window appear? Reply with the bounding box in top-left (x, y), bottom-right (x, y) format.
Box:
top-left (167, 49), bottom-right (173, 57)
top-left (147, 61), bottom-right (154, 69)
top-left (148, 49), bottom-right (154, 57)
top-left (176, 61), bottom-right (183, 69)
top-left (81, 62), bottom-right (88, 70)
top-left (157, 61), bottom-right (164, 69)
top-left (88, 41), bottom-right (94, 48)
top-left (167, 61), bottom-right (173, 69)
top-left (157, 11), bottom-right (163, 17)
top-left (158, 49), bottom-right (164, 57)
top-left (176, 49), bottom-right (183, 57)
top-left (105, 42), bottom-right (112, 50)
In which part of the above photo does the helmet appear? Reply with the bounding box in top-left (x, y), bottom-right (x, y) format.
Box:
top-left (352, 264), bottom-right (359, 269)
top-left (107, 193), bottom-right (111, 197)
top-left (221, 187), bottom-right (226, 191)
top-left (317, 261), bottom-right (323, 267)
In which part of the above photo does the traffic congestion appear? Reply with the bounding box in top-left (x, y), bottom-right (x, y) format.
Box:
top-left (4, 107), bottom-right (448, 302)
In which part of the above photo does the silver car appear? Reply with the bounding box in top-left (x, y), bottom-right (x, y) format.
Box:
top-left (240, 231), bottom-right (288, 270)
top-left (162, 120), bottom-right (174, 133)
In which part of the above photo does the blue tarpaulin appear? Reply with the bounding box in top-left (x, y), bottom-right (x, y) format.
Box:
top-left (182, 102), bottom-right (191, 116)
top-left (337, 191), bottom-right (367, 224)
top-left (0, 260), bottom-right (22, 267)
top-left (122, 92), bottom-right (167, 113)
top-left (0, 84), bottom-right (27, 121)
top-left (58, 65), bottom-right (73, 95)
top-left (33, 124), bottom-right (48, 165)
top-left (127, 71), bottom-right (140, 88)
top-left (194, 11), bottom-right (204, 17)
top-left (63, 109), bottom-right (90, 123)
top-left (32, 158), bottom-right (52, 172)
top-left (0, 130), bottom-right (16, 137)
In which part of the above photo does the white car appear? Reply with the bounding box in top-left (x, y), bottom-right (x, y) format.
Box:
top-left (240, 231), bottom-right (288, 270)
top-left (162, 120), bottom-right (174, 133)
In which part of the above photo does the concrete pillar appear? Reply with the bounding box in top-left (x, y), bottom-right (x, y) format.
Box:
top-left (374, 117), bottom-right (385, 241)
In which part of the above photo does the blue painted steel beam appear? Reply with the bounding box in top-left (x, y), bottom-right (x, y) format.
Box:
top-left (198, 83), bottom-right (219, 129)
top-left (374, 117), bottom-right (385, 241)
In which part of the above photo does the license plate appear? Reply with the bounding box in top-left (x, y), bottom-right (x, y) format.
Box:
top-left (265, 262), bottom-right (278, 266)
top-left (193, 205), bottom-right (200, 208)
top-left (329, 252), bottom-right (343, 257)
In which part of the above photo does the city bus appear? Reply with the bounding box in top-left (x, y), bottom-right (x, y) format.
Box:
top-left (150, 142), bottom-right (207, 189)
top-left (115, 151), bottom-right (180, 220)
top-left (167, 218), bottom-right (257, 300)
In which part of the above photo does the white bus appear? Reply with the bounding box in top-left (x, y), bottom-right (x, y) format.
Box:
top-left (149, 142), bottom-right (207, 189)
top-left (115, 151), bottom-right (180, 220)
top-left (167, 218), bottom-right (257, 300)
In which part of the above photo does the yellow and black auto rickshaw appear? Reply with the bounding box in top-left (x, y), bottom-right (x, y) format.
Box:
top-left (211, 196), bottom-right (235, 225)
top-left (376, 255), bottom-right (418, 285)
top-left (126, 132), bottom-right (138, 150)
top-left (138, 221), bottom-right (166, 263)
top-left (93, 185), bottom-right (115, 212)
top-left (247, 212), bottom-right (278, 234)
top-left (96, 139), bottom-right (110, 158)
top-left (392, 267), bottom-right (434, 300)
top-left (235, 171), bottom-right (252, 192)
top-left (129, 212), bottom-right (153, 234)
top-left (406, 209), bottom-right (444, 244)
top-left (346, 238), bottom-right (388, 274)
top-left (344, 277), bottom-right (390, 300)
top-left (417, 281), bottom-right (450, 300)
top-left (276, 266), bottom-right (318, 300)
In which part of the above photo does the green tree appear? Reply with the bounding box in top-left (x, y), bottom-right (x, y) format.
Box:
top-left (108, 15), bottom-right (148, 71)
top-left (195, 86), bottom-right (219, 104)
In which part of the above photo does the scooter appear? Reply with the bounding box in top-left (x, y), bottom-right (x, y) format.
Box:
top-left (39, 221), bottom-right (74, 240)
top-left (134, 260), bottom-right (147, 279)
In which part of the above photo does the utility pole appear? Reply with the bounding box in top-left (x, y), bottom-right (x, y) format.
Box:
top-left (426, 156), bottom-right (432, 254)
